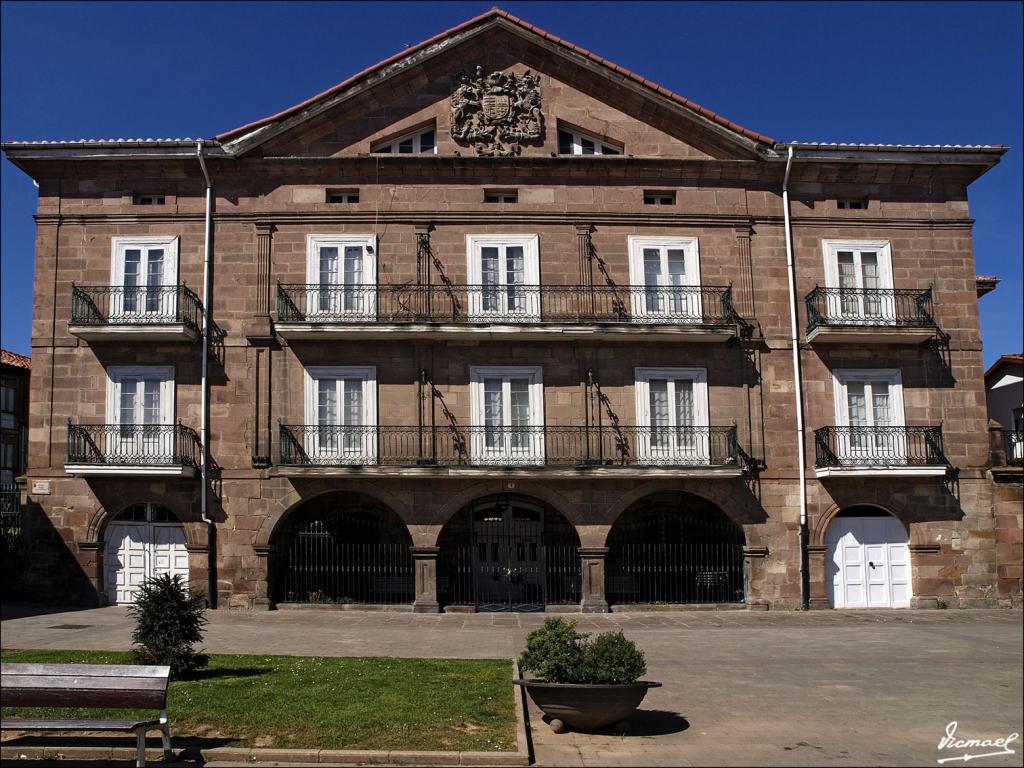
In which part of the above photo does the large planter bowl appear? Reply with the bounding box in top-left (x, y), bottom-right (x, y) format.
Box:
top-left (514, 679), bottom-right (662, 733)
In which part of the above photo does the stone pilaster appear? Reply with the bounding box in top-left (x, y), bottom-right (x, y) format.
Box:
top-left (412, 546), bottom-right (440, 613)
top-left (252, 544), bottom-right (273, 611)
top-left (245, 221), bottom-right (276, 342)
top-left (735, 227), bottom-right (755, 317)
top-left (579, 546), bottom-right (609, 613)
top-left (806, 544), bottom-right (831, 609)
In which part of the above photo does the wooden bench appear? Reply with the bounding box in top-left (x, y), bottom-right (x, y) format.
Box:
top-left (0, 663), bottom-right (172, 767)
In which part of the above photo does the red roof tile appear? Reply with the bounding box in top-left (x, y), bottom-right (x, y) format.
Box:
top-left (1, 349), bottom-right (31, 370)
top-left (215, 7), bottom-right (774, 146)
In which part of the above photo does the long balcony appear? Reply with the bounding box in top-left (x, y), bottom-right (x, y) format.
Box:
top-left (65, 423), bottom-right (201, 477)
top-left (805, 287), bottom-right (938, 344)
top-left (814, 425), bottom-right (948, 478)
top-left (277, 424), bottom-right (742, 477)
top-left (69, 284), bottom-right (202, 342)
top-left (275, 284), bottom-right (738, 341)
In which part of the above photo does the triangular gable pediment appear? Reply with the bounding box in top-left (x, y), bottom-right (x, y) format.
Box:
top-left (218, 9), bottom-right (774, 161)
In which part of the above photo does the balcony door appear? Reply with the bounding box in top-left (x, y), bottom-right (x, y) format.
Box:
top-left (635, 368), bottom-right (709, 464)
top-left (470, 366), bottom-right (544, 465)
top-left (823, 240), bottom-right (894, 323)
top-left (106, 366), bottom-right (174, 462)
top-left (306, 235), bottom-right (377, 320)
top-left (466, 235), bottom-right (540, 321)
top-left (111, 237), bottom-right (179, 320)
top-left (833, 369), bottom-right (905, 461)
top-left (628, 237), bottom-right (702, 321)
top-left (304, 366), bottom-right (376, 464)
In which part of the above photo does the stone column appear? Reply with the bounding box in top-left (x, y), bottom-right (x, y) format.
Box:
top-left (412, 546), bottom-right (440, 613)
top-left (579, 546), bottom-right (609, 613)
top-left (806, 544), bottom-right (831, 609)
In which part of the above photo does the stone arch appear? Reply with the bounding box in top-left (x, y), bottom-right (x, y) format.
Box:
top-left (255, 481), bottom-right (411, 548)
top-left (86, 497), bottom-right (204, 548)
top-left (604, 481), bottom-right (750, 544)
top-left (812, 499), bottom-right (925, 548)
top-left (427, 480), bottom-right (580, 544)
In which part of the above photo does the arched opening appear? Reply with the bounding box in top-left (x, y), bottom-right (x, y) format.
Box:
top-left (825, 504), bottom-right (911, 609)
top-left (104, 502), bottom-right (187, 605)
top-left (437, 494), bottom-right (581, 612)
top-left (270, 492), bottom-right (413, 606)
top-left (606, 491), bottom-right (745, 606)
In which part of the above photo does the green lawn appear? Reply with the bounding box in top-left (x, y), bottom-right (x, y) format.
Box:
top-left (1, 649), bottom-right (517, 751)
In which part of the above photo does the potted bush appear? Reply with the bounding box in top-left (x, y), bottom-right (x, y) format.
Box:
top-left (515, 618), bottom-right (660, 733)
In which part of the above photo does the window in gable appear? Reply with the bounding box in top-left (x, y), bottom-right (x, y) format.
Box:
top-left (643, 190), bottom-right (676, 206)
top-left (371, 126), bottom-right (436, 155)
top-left (484, 189), bottom-right (518, 204)
top-left (326, 189), bottom-right (360, 204)
top-left (837, 198), bottom-right (868, 210)
top-left (557, 127), bottom-right (622, 156)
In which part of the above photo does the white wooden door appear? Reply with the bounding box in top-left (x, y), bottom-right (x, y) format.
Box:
top-left (105, 521), bottom-right (188, 605)
top-left (826, 516), bottom-right (911, 609)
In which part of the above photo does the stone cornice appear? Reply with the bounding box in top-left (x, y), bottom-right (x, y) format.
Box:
top-left (33, 210), bottom-right (976, 231)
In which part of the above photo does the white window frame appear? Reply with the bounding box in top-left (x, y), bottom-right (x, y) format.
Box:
top-left (110, 236), bottom-right (180, 319)
top-left (627, 236), bottom-right (703, 322)
top-left (371, 126), bottom-right (437, 155)
top-left (469, 366), bottom-right (544, 465)
top-left (557, 127), bottom-right (622, 155)
top-left (821, 239), bottom-right (895, 323)
top-left (303, 366), bottom-right (377, 464)
top-left (634, 367), bottom-right (710, 464)
top-left (306, 234), bottom-right (378, 320)
top-left (832, 368), bottom-right (906, 462)
top-left (465, 234), bottom-right (541, 321)
top-left (106, 366), bottom-right (175, 463)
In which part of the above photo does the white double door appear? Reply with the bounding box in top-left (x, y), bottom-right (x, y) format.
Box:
top-left (105, 522), bottom-right (188, 604)
top-left (826, 515), bottom-right (911, 609)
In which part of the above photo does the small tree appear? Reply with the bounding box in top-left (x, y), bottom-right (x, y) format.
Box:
top-left (128, 573), bottom-right (208, 676)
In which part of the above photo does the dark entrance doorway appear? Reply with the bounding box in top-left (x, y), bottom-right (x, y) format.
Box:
top-left (438, 495), bottom-right (581, 612)
top-left (607, 491), bottom-right (745, 605)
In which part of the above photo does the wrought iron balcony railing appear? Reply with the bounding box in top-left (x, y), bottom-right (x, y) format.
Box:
top-left (67, 423), bottom-right (201, 468)
top-left (277, 284), bottom-right (737, 326)
top-left (814, 426), bottom-right (947, 468)
top-left (1001, 430), bottom-right (1024, 467)
top-left (279, 424), bottom-right (739, 469)
top-left (71, 284), bottom-right (203, 332)
top-left (805, 286), bottom-right (936, 333)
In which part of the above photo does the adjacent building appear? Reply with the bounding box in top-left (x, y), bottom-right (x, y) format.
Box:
top-left (1, 349), bottom-right (31, 485)
top-left (3, 8), bottom-right (1016, 610)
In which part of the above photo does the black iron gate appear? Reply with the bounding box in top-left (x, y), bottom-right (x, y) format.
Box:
top-left (439, 497), bottom-right (580, 611)
top-left (272, 499), bottom-right (414, 605)
top-left (606, 498), bottom-right (745, 606)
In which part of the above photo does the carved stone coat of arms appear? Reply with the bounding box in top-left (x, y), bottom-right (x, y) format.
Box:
top-left (450, 66), bottom-right (544, 157)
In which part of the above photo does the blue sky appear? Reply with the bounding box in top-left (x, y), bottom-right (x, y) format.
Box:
top-left (2, 1), bottom-right (1021, 365)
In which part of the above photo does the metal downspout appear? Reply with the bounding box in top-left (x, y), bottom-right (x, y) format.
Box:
top-left (196, 141), bottom-right (216, 608)
top-left (782, 145), bottom-right (810, 609)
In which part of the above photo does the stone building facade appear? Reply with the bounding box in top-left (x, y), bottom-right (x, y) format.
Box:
top-left (4, 8), bottom-right (1015, 611)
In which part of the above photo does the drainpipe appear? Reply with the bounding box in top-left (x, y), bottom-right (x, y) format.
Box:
top-left (782, 145), bottom-right (810, 609)
top-left (196, 141), bottom-right (216, 608)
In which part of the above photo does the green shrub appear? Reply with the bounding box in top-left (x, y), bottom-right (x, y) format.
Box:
top-left (580, 631), bottom-right (647, 684)
top-left (518, 618), bottom-right (647, 685)
top-left (127, 573), bottom-right (208, 676)
top-left (517, 618), bottom-right (587, 682)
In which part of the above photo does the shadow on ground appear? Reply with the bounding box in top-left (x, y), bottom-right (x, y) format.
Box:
top-left (541, 709), bottom-right (690, 737)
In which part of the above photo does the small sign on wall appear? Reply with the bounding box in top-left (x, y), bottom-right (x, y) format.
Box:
top-left (31, 480), bottom-right (51, 495)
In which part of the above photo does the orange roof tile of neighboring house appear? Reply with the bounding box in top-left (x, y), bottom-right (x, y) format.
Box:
top-left (0, 349), bottom-right (31, 370)
top-left (215, 6), bottom-right (776, 146)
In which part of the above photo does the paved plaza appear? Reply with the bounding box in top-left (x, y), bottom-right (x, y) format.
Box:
top-left (2, 605), bottom-right (1022, 766)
